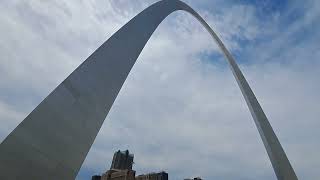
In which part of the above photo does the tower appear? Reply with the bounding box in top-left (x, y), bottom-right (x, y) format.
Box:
top-left (111, 150), bottom-right (134, 170)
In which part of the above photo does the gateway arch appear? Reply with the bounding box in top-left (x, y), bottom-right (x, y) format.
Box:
top-left (0, 0), bottom-right (298, 179)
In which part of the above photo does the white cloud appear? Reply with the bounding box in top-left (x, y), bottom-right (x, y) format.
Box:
top-left (0, 101), bottom-right (25, 142)
top-left (0, 0), bottom-right (319, 180)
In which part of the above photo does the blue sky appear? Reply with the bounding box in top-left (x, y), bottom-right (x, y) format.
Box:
top-left (0, 0), bottom-right (319, 179)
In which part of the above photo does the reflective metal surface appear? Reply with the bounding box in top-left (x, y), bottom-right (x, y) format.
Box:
top-left (0, 0), bottom-right (297, 179)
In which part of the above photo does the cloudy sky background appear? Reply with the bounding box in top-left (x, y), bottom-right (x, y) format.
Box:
top-left (0, 0), bottom-right (319, 179)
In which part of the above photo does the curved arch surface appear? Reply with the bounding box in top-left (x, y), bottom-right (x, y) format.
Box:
top-left (0, 0), bottom-right (297, 179)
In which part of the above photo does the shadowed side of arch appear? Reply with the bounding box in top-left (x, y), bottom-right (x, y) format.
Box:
top-left (0, 0), bottom-right (297, 179)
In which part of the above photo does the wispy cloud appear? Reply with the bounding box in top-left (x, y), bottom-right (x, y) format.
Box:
top-left (0, 0), bottom-right (319, 179)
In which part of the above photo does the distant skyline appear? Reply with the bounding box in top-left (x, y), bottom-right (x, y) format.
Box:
top-left (0, 0), bottom-right (319, 179)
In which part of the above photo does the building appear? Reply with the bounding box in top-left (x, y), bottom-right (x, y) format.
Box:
top-left (111, 150), bottom-right (134, 170)
top-left (184, 177), bottom-right (202, 180)
top-left (92, 150), bottom-right (135, 180)
top-left (102, 169), bottom-right (136, 180)
top-left (92, 169), bottom-right (136, 180)
top-left (135, 171), bottom-right (168, 180)
top-left (93, 150), bottom-right (168, 180)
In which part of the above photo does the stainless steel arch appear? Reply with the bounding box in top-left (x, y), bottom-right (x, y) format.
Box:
top-left (0, 0), bottom-right (297, 179)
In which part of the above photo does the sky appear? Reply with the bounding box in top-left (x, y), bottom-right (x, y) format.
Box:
top-left (0, 0), bottom-right (319, 179)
